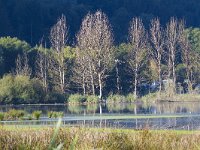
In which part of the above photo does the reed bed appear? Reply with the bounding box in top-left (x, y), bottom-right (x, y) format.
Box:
top-left (0, 126), bottom-right (200, 150)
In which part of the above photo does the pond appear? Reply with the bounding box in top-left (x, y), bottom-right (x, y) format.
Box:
top-left (1, 102), bottom-right (200, 130)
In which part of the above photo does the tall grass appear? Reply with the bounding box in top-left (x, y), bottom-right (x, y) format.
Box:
top-left (67, 94), bottom-right (87, 104)
top-left (107, 94), bottom-right (126, 103)
top-left (0, 127), bottom-right (200, 150)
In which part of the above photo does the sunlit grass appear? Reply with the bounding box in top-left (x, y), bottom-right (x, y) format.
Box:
top-left (1, 125), bottom-right (200, 150)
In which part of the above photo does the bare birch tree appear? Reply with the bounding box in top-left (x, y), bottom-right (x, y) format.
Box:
top-left (15, 52), bottom-right (32, 77)
top-left (50, 14), bottom-right (68, 93)
top-left (128, 17), bottom-right (148, 98)
top-left (76, 13), bottom-right (97, 95)
top-left (166, 18), bottom-right (183, 94)
top-left (150, 18), bottom-right (165, 96)
top-left (76, 11), bottom-right (114, 99)
top-left (90, 11), bottom-right (114, 99)
top-left (35, 44), bottom-right (48, 92)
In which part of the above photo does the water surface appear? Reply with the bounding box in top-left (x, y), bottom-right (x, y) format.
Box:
top-left (1, 102), bottom-right (200, 130)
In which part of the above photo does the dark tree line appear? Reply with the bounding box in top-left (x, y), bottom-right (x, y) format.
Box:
top-left (1, 0), bottom-right (200, 45)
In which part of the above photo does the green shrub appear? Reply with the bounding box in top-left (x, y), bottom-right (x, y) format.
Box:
top-left (86, 95), bottom-right (99, 103)
top-left (48, 111), bottom-right (54, 118)
top-left (53, 112), bottom-right (64, 118)
top-left (6, 109), bottom-right (25, 120)
top-left (32, 111), bottom-right (42, 120)
top-left (0, 74), bottom-right (45, 104)
top-left (0, 75), bottom-right (15, 104)
top-left (67, 94), bottom-right (86, 104)
top-left (107, 94), bottom-right (126, 103)
top-left (27, 114), bottom-right (32, 120)
top-left (126, 93), bottom-right (137, 102)
top-left (141, 93), bottom-right (157, 102)
top-left (0, 112), bottom-right (4, 121)
top-left (48, 111), bottom-right (64, 118)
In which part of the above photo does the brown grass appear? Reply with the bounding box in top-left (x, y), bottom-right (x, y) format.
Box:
top-left (0, 126), bottom-right (200, 150)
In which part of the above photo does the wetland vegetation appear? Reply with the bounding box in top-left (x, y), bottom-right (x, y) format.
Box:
top-left (1, 0), bottom-right (200, 149)
top-left (1, 126), bottom-right (200, 150)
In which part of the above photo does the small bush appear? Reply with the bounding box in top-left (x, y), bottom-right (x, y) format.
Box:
top-left (67, 94), bottom-right (86, 104)
top-left (48, 111), bottom-right (54, 118)
top-left (86, 95), bottom-right (99, 103)
top-left (53, 112), bottom-right (64, 118)
top-left (27, 114), bottom-right (32, 120)
top-left (6, 109), bottom-right (25, 120)
top-left (32, 111), bottom-right (42, 120)
top-left (107, 94), bottom-right (126, 103)
top-left (126, 93), bottom-right (137, 102)
top-left (0, 112), bottom-right (4, 121)
top-left (48, 111), bottom-right (64, 118)
top-left (141, 93), bottom-right (157, 102)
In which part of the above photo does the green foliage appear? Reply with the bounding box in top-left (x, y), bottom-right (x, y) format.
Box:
top-left (107, 94), bottom-right (126, 103)
top-left (6, 109), bottom-right (25, 120)
top-left (115, 43), bottom-right (132, 59)
top-left (176, 63), bottom-right (187, 83)
top-left (0, 74), bottom-right (45, 104)
top-left (0, 112), bottom-right (4, 121)
top-left (0, 37), bottom-right (30, 52)
top-left (48, 111), bottom-right (64, 118)
top-left (0, 37), bottom-right (31, 74)
top-left (86, 95), bottom-right (99, 103)
top-left (32, 111), bottom-right (42, 120)
top-left (187, 28), bottom-right (200, 53)
top-left (0, 46), bottom-right (4, 76)
top-left (27, 114), bottom-right (33, 120)
top-left (140, 93), bottom-right (157, 102)
top-left (126, 93), bottom-right (137, 102)
top-left (67, 94), bottom-right (87, 104)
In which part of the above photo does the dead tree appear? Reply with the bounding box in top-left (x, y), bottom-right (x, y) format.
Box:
top-left (50, 14), bottom-right (68, 93)
top-left (76, 11), bottom-right (114, 99)
top-left (92, 11), bottom-right (114, 99)
top-left (76, 13), bottom-right (97, 95)
top-left (128, 17), bottom-right (148, 98)
top-left (150, 18), bottom-right (165, 96)
top-left (15, 52), bottom-right (32, 77)
top-left (166, 18), bottom-right (183, 94)
top-left (35, 44), bottom-right (48, 92)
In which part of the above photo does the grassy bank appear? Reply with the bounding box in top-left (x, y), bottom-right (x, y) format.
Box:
top-left (1, 126), bottom-right (200, 150)
top-left (140, 92), bottom-right (200, 102)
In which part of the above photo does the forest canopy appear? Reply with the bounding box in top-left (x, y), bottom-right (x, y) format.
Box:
top-left (1, 0), bottom-right (200, 45)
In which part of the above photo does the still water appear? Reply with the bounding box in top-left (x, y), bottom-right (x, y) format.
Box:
top-left (0, 102), bottom-right (200, 130)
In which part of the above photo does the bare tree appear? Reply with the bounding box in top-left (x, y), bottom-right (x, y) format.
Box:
top-left (128, 17), bottom-right (148, 98)
top-left (15, 52), bottom-right (32, 77)
top-left (50, 14), bottom-right (68, 93)
top-left (35, 44), bottom-right (48, 92)
top-left (73, 47), bottom-right (90, 95)
top-left (76, 13), bottom-right (97, 95)
top-left (165, 18), bottom-right (183, 94)
top-left (150, 18), bottom-right (165, 96)
top-left (76, 11), bottom-right (114, 99)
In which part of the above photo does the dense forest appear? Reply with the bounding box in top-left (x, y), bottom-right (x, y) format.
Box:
top-left (1, 0), bottom-right (200, 45)
top-left (1, 0), bottom-right (200, 104)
